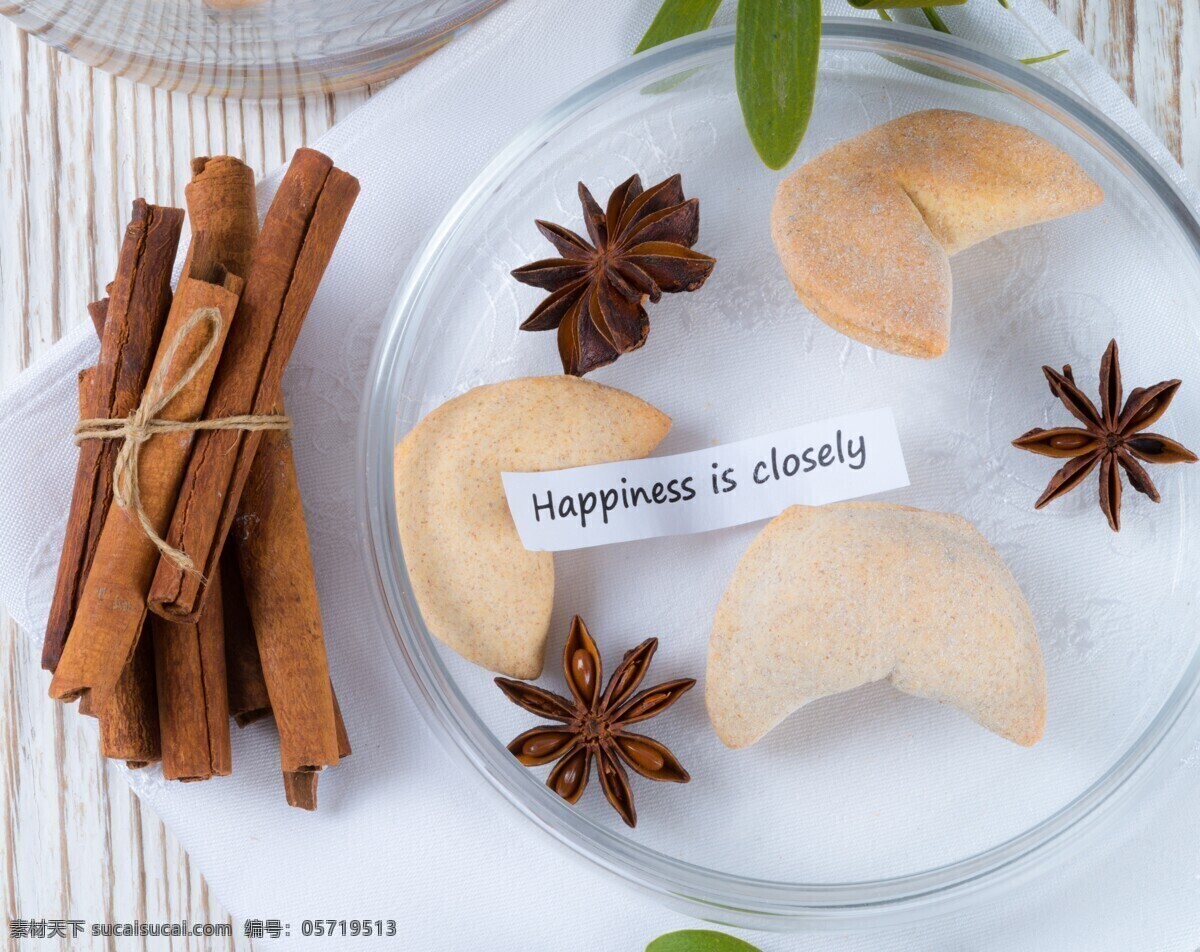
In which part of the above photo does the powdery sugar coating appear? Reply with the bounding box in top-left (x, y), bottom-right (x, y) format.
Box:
top-left (771, 109), bottom-right (1104, 358)
top-left (394, 377), bottom-right (670, 679)
top-left (707, 502), bottom-right (1046, 748)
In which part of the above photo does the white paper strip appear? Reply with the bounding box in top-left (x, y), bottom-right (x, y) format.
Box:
top-left (502, 408), bottom-right (909, 552)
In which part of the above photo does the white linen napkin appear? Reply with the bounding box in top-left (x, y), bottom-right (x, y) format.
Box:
top-left (3, 2), bottom-right (1200, 949)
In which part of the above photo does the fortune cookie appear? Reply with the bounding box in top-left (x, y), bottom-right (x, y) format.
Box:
top-left (707, 502), bottom-right (1046, 747)
top-left (394, 376), bottom-right (670, 678)
top-left (771, 109), bottom-right (1103, 358)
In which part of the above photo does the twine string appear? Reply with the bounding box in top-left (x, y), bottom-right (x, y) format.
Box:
top-left (73, 306), bottom-right (291, 573)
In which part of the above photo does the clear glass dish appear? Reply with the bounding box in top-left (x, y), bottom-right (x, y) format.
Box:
top-left (3, 0), bottom-right (505, 98)
top-left (360, 20), bottom-right (1200, 929)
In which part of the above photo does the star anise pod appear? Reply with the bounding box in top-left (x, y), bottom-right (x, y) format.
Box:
top-left (1013, 339), bottom-right (1197, 531)
top-left (511, 173), bottom-right (715, 377)
top-left (495, 615), bottom-right (694, 828)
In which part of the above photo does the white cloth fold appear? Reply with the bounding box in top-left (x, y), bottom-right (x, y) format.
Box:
top-left (3, 2), bottom-right (1199, 948)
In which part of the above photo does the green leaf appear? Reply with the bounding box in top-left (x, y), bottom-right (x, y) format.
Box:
top-left (872, 7), bottom-right (1060, 83)
top-left (1020, 48), bottom-right (1068, 64)
top-left (920, 6), bottom-right (953, 33)
top-left (635, 0), bottom-right (726, 53)
top-left (646, 930), bottom-right (763, 952)
top-left (734, 0), bottom-right (821, 170)
top-left (880, 52), bottom-right (997, 89)
top-left (848, 0), bottom-right (966, 7)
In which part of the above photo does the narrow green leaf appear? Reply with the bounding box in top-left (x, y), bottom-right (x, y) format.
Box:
top-left (880, 52), bottom-right (997, 89)
top-left (635, 0), bottom-right (726, 53)
top-left (1020, 48), bottom-right (1069, 65)
top-left (849, 0), bottom-right (966, 8)
top-left (920, 6), bottom-right (953, 33)
top-left (735, 0), bottom-right (822, 170)
top-left (647, 930), bottom-right (763, 952)
top-left (872, 11), bottom-right (992, 89)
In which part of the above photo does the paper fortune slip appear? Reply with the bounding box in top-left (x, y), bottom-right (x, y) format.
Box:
top-left (502, 408), bottom-right (910, 552)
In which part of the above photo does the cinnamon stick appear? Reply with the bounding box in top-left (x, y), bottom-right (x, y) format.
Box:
top-left (282, 771), bottom-right (319, 811)
top-left (77, 369), bottom-right (95, 415)
top-left (180, 156), bottom-right (259, 281)
top-left (283, 686), bottom-right (350, 811)
top-left (234, 428), bottom-right (339, 772)
top-left (224, 536), bottom-right (352, 804)
top-left (72, 368), bottom-right (99, 721)
top-left (148, 149), bottom-right (359, 622)
top-left (87, 298), bottom-right (109, 338)
top-left (77, 298), bottom-right (162, 766)
top-left (99, 635), bottom-right (161, 768)
top-left (43, 200), bottom-right (183, 671)
top-left (153, 575), bottom-right (231, 781)
top-left (49, 255), bottom-right (244, 707)
top-left (333, 688), bottom-right (351, 760)
top-left (221, 549), bottom-right (271, 727)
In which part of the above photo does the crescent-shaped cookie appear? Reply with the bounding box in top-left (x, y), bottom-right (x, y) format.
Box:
top-left (707, 502), bottom-right (1046, 748)
top-left (771, 109), bottom-right (1103, 358)
top-left (394, 377), bottom-right (670, 678)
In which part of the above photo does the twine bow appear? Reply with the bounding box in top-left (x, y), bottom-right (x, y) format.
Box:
top-left (74, 306), bottom-right (291, 573)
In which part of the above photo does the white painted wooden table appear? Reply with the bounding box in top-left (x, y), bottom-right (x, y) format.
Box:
top-left (0, 1), bottom-right (1195, 947)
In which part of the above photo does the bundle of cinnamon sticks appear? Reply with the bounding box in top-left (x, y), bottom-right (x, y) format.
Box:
top-left (43, 149), bottom-right (358, 810)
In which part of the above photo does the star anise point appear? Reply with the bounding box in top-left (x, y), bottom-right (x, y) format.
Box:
top-left (1015, 340), bottom-right (1195, 531)
top-left (513, 174), bottom-right (715, 376)
top-left (496, 615), bottom-right (694, 828)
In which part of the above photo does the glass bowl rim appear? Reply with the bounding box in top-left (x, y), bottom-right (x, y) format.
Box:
top-left (2, 0), bottom-right (507, 99)
top-left (358, 18), bottom-right (1200, 929)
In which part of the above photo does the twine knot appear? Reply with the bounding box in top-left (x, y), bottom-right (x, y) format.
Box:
top-left (74, 306), bottom-right (291, 573)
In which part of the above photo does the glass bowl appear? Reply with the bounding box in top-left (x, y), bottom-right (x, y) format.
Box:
top-left (360, 19), bottom-right (1200, 929)
top-left (2, 0), bottom-right (505, 98)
